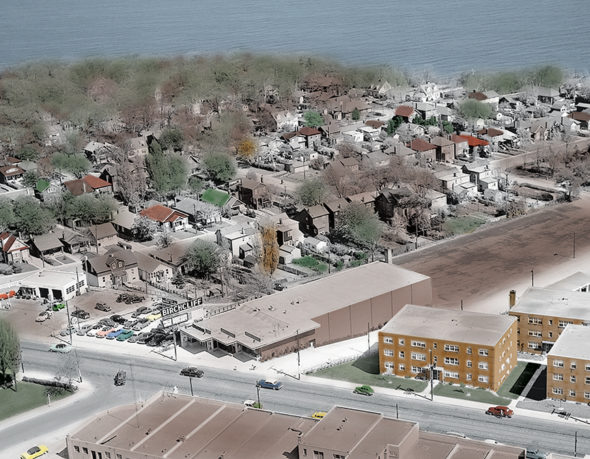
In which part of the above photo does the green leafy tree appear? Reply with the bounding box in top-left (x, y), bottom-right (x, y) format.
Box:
top-left (131, 216), bottom-right (158, 241)
top-left (296, 178), bottom-right (328, 206)
top-left (184, 240), bottom-right (224, 278)
top-left (351, 107), bottom-right (360, 121)
top-left (171, 272), bottom-right (185, 288)
top-left (304, 111), bottom-right (324, 128)
top-left (203, 153), bottom-right (236, 183)
top-left (0, 318), bottom-right (20, 387)
top-left (13, 196), bottom-right (55, 235)
top-left (188, 176), bottom-right (204, 194)
top-left (51, 152), bottom-right (91, 178)
top-left (0, 200), bottom-right (15, 231)
top-left (22, 171), bottom-right (39, 189)
top-left (146, 138), bottom-right (188, 195)
top-left (442, 121), bottom-right (454, 134)
top-left (159, 127), bottom-right (184, 151)
top-left (386, 116), bottom-right (403, 135)
top-left (15, 145), bottom-right (39, 161)
top-left (333, 203), bottom-right (383, 250)
top-left (458, 99), bottom-right (493, 120)
top-left (65, 194), bottom-right (117, 224)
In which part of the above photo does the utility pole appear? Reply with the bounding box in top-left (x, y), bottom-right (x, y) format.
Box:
top-left (395, 403), bottom-right (399, 419)
top-left (256, 383), bottom-right (261, 408)
top-left (296, 329), bottom-right (301, 380)
top-left (189, 377), bottom-right (194, 396)
top-left (573, 232), bottom-right (576, 259)
top-left (531, 269), bottom-right (534, 287)
top-left (430, 349), bottom-right (434, 401)
top-left (172, 328), bottom-right (178, 361)
top-left (367, 323), bottom-right (371, 352)
top-left (65, 300), bottom-right (73, 345)
top-left (460, 299), bottom-right (463, 311)
top-left (574, 431), bottom-right (578, 457)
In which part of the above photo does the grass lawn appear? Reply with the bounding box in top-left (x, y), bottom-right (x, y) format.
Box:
top-left (443, 216), bottom-right (486, 236)
top-left (433, 382), bottom-right (512, 405)
top-left (293, 256), bottom-right (328, 273)
top-left (497, 361), bottom-right (540, 399)
top-left (310, 354), bottom-right (428, 392)
top-left (201, 189), bottom-right (230, 207)
top-left (0, 382), bottom-right (72, 421)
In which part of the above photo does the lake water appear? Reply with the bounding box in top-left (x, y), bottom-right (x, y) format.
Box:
top-left (1, 0), bottom-right (589, 76)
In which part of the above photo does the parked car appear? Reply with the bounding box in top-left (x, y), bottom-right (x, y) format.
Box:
top-left (117, 293), bottom-right (145, 304)
top-left (95, 302), bottom-right (111, 312)
top-left (180, 367), bottom-right (204, 378)
top-left (20, 444), bottom-right (48, 459)
top-left (136, 333), bottom-right (151, 345)
top-left (127, 333), bottom-right (141, 343)
top-left (257, 378), bottom-right (282, 390)
top-left (526, 450), bottom-right (547, 459)
top-left (353, 385), bottom-right (374, 396)
top-left (97, 327), bottom-right (116, 338)
top-left (76, 324), bottom-right (93, 336)
top-left (486, 406), bottom-right (513, 418)
top-left (117, 330), bottom-right (134, 341)
top-left (106, 328), bottom-right (124, 340)
top-left (114, 370), bottom-right (126, 386)
top-left (51, 303), bottom-right (65, 311)
top-left (133, 319), bottom-right (149, 331)
top-left (59, 326), bottom-right (76, 337)
top-left (98, 318), bottom-right (116, 328)
top-left (146, 312), bottom-right (162, 321)
top-left (123, 319), bottom-right (138, 329)
top-left (35, 311), bottom-right (52, 322)
top-left (86, 326), bottom-right (105, 337)
top-left (311, 411), bottom-right (327, 420)
top-left (110, 314), bottom-right (126, 325)
top-left (49, 343), bottom-right (72, 353)
top-left (243, 399), bottom-right (258, 407)
top-left (71, 310), bottom-right (90, 320)
top-left (131, 306), bottom-right (150, 318)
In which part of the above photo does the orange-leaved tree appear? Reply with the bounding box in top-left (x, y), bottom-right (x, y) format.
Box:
top-left (260, 225), bottom-right (279, 275)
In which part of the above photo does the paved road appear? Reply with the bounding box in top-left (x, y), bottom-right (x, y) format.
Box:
top-left (3, 341), bottom-right (590, 457)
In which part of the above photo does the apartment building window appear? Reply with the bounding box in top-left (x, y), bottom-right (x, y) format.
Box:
top-left (433, 342), bottom-right (437, 349)
top-left (384, 362), bottom-right (394, 371)
top-left (399, 364), bottom-right (405, 371)
top-left (466, 347), bottom-right (472, 355)
top-left (399, 351), bottom-right (405, 358)
top-left (478, 362), bottom-right (488, 370)
top-left (334, 455), bottom-right (345, 459)
top-left (399, 338), bottom-right (406, 346)
top-left (553, 373), bottom-right (564, 381)
top-left (411, 366), bottom-right (421, 374)
top-left (528, 342), bottom-right (540, 350)
top-left (383, 337), bottom-right (393, 344)
top-left (571, 376), bottom-right (577, 383)
top-left (559, 320), bottom-right (574, 328)
top-left (570, 390), bottom-right (576, 397)
top-left (478, 376), bottom-right (489, 383)
top-left (571, 362), bottom-right (577, 370)
top-left (586, 376), bottom-right (590, 385)
top-left (528, 330), bottom-right (542, 337)
top-left (548, 319), bottom-right (553, 325)
top-left (411, 352), bottom-right (426, 361)
top-left (478, 349), bottom-right (489, 357)
top-left (115, 454), bottom-right (121, 459)
top-left (444, 371), bottom-right (459, 379)
top-left (444, 357), bottom-right (459, 366)
top-left (467, 360), bottom-right (472, 368)
top-left (104, 454), bottom-right (111, 459)
top-left (466, 373), bottom-right (472, 381)
top-left (553, 387), bottom-right (564, 395)
top-left (553, 360), bottom-right (564, 368)
top-left (74, 447), bottom-right (80, 453)
top-left (444, 344), bottom-right (459, 352)
top-left (528, 317), bottom-right (542, 325)
top-left (313, 451), bottom-right (324, 459)
top-left (303, 449), bottom-right (307, 456)
top-left (384, 349), bottom-right (393, 357)
top-left (548, 332), bottom-right (553, 338)
top-left (83, 448), bottom-right (88, 455)
top-left (586, 364), bottom-right (590, 371)
top-left (585, 393), bottom-right (590, 400)
top-left (411, 340), bottom-right (426, 348)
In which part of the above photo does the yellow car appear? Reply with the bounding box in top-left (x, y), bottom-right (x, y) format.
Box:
top-left (21, 445), bottom-right (48, 459)
top-left (311, 411), bottom-right (327, 420)
top-left (146, 312), bottom-right (162, 321)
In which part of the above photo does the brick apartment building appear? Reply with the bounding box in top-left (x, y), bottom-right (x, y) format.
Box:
top-left (546, 324), bottom-right (590, 403)
top-left (181, 262), bottom-right (432, 361)
top-left (379, 304), bottom-right (517, 391)
top-left (65, 391), bottom-right (526, 459)
top-left (509, 273), bottom-right (590, 354)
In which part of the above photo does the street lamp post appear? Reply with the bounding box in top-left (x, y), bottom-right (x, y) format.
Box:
top-left (256, 383), bottom-right (261, 408)
top-left (573, 232), bottom-right (576, 259)
top-left (189, 377), bottom-right (194, 396)
top-left (531, 269), bottom-right (534, 287)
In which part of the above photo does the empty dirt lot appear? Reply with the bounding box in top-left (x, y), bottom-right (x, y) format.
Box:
top-left (395, 193), bottom-right (590, 314)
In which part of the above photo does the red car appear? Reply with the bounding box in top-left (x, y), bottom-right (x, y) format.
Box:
top-left (486, 406), bottom-right (513, 418)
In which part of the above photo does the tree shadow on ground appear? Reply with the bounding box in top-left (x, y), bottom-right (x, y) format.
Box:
top-left (352, 354), bottom-right (380, 374)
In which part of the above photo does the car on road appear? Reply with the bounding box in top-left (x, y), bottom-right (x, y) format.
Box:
top-left (486, 406), bottom-right (513, 418)
top-left (526, 451), bottom-right (547, 459)
top-left (49, 343), bottom-right (71, 353)
top-left (131, 306), bottom-right (151, 318)
top-left (71, 310), bottom-right (90, 319)
top-left (51, 303), bottom-right (65, 311)
top-left (110, 314), bottom-right (126, 325)
top-left (35, 311), bottom-right (52, 322)
top-left (97, 327), bottom-right (116, 338)
top-left (20, 444), bottom-right (48, 459)
top-left (95, 302), bottom-right (111, 312)
top-left (180, 367), bottom-right (204, 378)
top-left (243, 399), bottom-right (258, 407)
top-left (106, 328), bottom-right (125, 340)
top-left (117, 330), bottom-right (134, 341)
top-left (257, 378), bottom-right (283, 390)
top-left (353, 385), bottom-right (374, 396)
top-left (114, 370), bottom-right (126, 386)
top-left (311, 411), bottom-right (327, 420)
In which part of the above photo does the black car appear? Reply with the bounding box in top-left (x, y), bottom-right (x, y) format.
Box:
top-left (72, 310), bottom-right (90, 319)
top-left (180, 367), bottom-right (204, 378)
top-left (114, 370), bottom-right (126, 386)
top-left (98, 318), bottom-right (116, 327)
top-left (123, 319), bottom-right (138, 329)
top-left (110, 314), bottom-right (126, 325)
top-left (95, 302), bottom-right (111, 312)
top-left (131, 306), bottom-right (150, 318)
top-left (147, 334), bottom-right (167, 347)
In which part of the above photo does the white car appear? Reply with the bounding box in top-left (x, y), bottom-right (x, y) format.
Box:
top-left (243, 400), bottom-right (257, 407)
top-left (35, 311), bottom-right (52, 322)
top-left (86, 328), bottom-right (99, 337)
top-left (76, 325), bottom-right (92, 336)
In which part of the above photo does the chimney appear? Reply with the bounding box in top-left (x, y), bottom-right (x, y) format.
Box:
top-left (509, 290), bottom-right (516, 308)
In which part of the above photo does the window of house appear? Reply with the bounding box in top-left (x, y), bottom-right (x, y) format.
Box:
top-left (586, 364), bottom-right (590, 371)
top-left (411, 366), bottom-right (421, 374)
top-left (466, 373), bottom-right (472, 381)
top-left (571, 376), bottom-right (577, 383)
top-left (548, 331), bottom-right (553, 338)
top-left (548, 319), bottom-right (553, 325)
top-left (384, 349), bottom-right (393, 357)
top-left (385, 362), bottom-right (394, 370)
top-left (334, 455), bottom-right (345, 459)
top-left (478, 362), bottom-right (488, 370)
top-left (553, 360), bottom-right (564, 368)
top-left (399, 364), bottom-right (405, 371)
top-left (303, 449), bottom-right (307, 457)
top-left (74, 446), bottom-right (80, 453)
top-left (398, 338), bottom-right (405, 346)
top-left (570, 390), bottom-right (576, 397)
top-left (444, 371), bottom-right (459, 379)
top-left (444, 357), bottom-right (459, 366)
top-left (478, 349), bottom-right (489, 357)
top-left (444, 344), bottom-right (459, 352)
top-left (398, 351), bottom-right (405, 358)
top-left (466, 347), bottom-right (472, 355)
top-left (571, 362), bottom-right (577, 370)
top-left (384, 337), bottom-right (393, 344)
top-left (478, 376), bottom-right (489, 383)
top-left (528, 317), bottom-right (542, 325)
top-left (467, 360), bottom-right (472, 368)
top-left (105, 454), bottom-right (111, 459)
top-left (411, 340), bottom-right (426, 348)
top-left (116, 455), bottom-right (122, 459)
top-left (553, 373), bottom-right (564, 381)
top-left (528, 330), bottom-right (542, 337)
top-left (585, 393), bottom-right (590, 400)
top-left (411, 352), bottom-right (426, 361)
top-left (559, 320), bottom-right (573, 328)
top-left (83, 448), bottom-right (88, 454)
top-left (586, 376), bottom-right (590, 385)
top-left (528, 342), bottom-right (540, 350)
top-left (314, 451), bottom-right (324, 459)
top-left (553, 387), bottom-right (563, 395)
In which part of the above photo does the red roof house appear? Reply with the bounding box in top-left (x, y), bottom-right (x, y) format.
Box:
top-left (395, 105), bottom-right (415, 121)
top-left (0, 232), bottom-right (30, 264)
top-left (140, 205), bottom-right (189, 232)
top-left (64, 175), bottom-right (113, 196)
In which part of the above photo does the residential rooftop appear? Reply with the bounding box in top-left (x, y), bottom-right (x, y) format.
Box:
top-left (545, 272), bottom-right (590, 292)
top-left (547, 324), bottom-right (590, 361)
top-left (381, 304), bottom-right (515, 346)
top-left (510, 287), bottom-right (590, 322)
